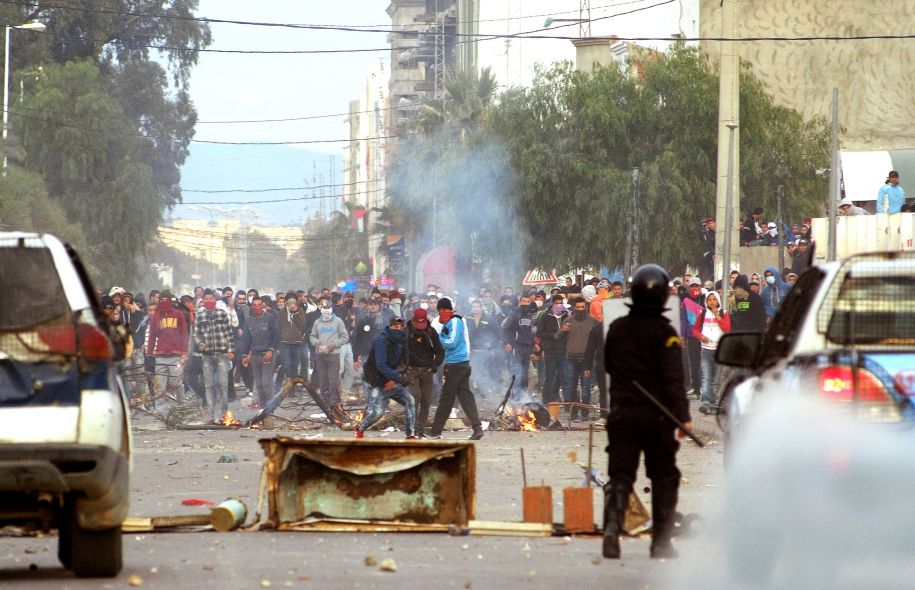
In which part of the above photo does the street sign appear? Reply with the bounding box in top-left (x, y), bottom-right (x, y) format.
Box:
top-left (522, 268), bottom-right (559, 286)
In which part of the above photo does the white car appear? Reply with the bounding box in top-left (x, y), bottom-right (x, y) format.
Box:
top-left (0, 233), bottom-right (131, 577)
top-left (716, 252), bottom-right (915, 468)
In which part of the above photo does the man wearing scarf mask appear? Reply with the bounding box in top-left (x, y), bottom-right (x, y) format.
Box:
top-left (309, 301), bottom-right (349, 410)
top-left (355, 317), bottom-right (416, 439)
top-left (240, 296), bottom-right (279, 410)
top-left (194, 290), bottom-right (235, 423)
top-left (537, 294), bottom-right (570, 407)
top-left (501, 295), bottom-right (537, 394)
top-left (427, 298), bottom-right (484, 440)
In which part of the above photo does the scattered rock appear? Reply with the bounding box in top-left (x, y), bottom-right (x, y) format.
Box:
top-left (364, 555), bottom-right (377, 566)
top-left (379, 558), bottom-right (397, 572)
top-left (216, 454), bottom-right (238, 463)
top-left (128, 573), bottom-right (144, 586)
top-left (591, 556), bottom-right (602, 565)
top-left (260, 580), bottom-right (272, 588)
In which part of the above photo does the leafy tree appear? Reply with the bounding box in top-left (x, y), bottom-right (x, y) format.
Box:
top-left (482, 45), bottom-right (830, 275)
top-left (0, 0), bottom-right (210, 284)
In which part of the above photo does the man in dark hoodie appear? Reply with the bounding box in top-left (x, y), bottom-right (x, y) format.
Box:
top-left (730, 274), bottom-right (767, 333)
top-left (560, 298), bottom-right (602, 420)
top-left (537, 294), bottom-right (570, 406)
top-left (355, 317), bottom-right (416, 439)
top-left (404, 308), bottom-right (444, 435)
top-left (501, 294), bottom-right (537, 393)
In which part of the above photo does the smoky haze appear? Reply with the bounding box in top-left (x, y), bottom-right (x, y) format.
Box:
top-left (388, 134), bottom-right (527, 297)
top-left (668, 396), bottom-right (915, 589)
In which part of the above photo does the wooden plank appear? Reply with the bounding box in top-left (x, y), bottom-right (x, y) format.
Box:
top-left (522, 486), bottom-right (553, 524)
top-left (463, 520), bottom-right (553, 537)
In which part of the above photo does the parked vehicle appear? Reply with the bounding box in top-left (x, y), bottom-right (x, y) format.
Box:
top-left (0, 233), bottom-right (131, 577)
top-left (716, 251), bottom-right (915, 467)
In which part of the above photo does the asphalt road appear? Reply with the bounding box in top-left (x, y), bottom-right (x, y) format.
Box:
top-left (0, 406), bottom-right (725, 589)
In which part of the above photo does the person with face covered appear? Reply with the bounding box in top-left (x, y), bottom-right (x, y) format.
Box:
top-left (537, 294), bottom-right (570, 406)
top-left (403, 309), bottom-right (444, 435)
top-left (691, 290), bottom-right (730, 415)
top-left (309, 301), bottom-right (349, 409)
top-left (427, 298), bottom-right (484, 440)
top-left (240, 296), bottom-right (279, 410)
top-left (760, 266), bottom-right (791, 321)
top-left (501, 295), bottom-right (537, 393)
top-left (146, 290), bottom-right (189, 404)
top-left (730, 275), bottom-right (767, 332)
top-left (355, 317), bottom-right (416, 439)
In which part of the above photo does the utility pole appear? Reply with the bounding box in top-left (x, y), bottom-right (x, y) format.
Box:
top-left (714, 0), bottom-right (740, 283)
top-left (776, 184), bottom-right (785, 274)
top-left (625, 167), bottom-right (639, 279)
top-left (579, 0), bottom-right (592, 37)
top-left (827, 88), bottom-right (839, 262)
top-left (721, 123), bottom-right (738, 313)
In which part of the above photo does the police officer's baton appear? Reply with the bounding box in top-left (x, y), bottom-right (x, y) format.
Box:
top-left (631, 380), bottom-right (705, 447)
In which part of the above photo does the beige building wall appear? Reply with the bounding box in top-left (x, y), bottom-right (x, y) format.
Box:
top-left (700, 0), bottom-right (915, 150)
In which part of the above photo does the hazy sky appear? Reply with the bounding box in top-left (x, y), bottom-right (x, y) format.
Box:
top-left (187, 1), bottom-right (390, 154)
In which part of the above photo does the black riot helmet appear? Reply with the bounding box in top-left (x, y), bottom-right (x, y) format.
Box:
top-left (629, 264), bottom-right (671, 311)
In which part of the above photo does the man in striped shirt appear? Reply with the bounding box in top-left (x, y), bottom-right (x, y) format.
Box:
top-left (194, 290), bottom-right (235, 423)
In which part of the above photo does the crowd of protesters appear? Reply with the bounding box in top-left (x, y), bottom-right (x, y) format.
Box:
top-left (97, 253), bottom-right (804, 434)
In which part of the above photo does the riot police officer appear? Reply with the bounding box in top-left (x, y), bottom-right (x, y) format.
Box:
top-left (603, 264), bottom-right (692, 559)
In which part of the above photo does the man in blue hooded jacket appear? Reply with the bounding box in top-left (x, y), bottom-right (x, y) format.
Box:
top-left (760, 266), bottom-right (791, 321)
top-left (354, 317), bottom-right (417, 439)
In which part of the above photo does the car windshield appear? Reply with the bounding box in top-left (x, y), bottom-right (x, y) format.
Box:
top-left (826, 275), bottom-right (915, 345)
top-left (0, 247), bottom-right (70, 331)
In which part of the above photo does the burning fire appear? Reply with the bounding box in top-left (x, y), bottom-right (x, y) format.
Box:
top-left (506, 405), bottom-right (540, 431)
top-left (518, 410), bottom-right (539, 431)
top-left (220, 410), bottom-right (241, 426)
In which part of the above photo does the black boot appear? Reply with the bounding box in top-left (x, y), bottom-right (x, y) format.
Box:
top-left (650, 478), bottom-right (679, 558)
top-left (602, 482), bottom-right (631, 559)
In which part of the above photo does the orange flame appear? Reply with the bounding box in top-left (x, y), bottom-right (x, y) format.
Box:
top-left (518, 410), bottom-right (539, 431)
top-left (220, 410), bottom-right (241, 426)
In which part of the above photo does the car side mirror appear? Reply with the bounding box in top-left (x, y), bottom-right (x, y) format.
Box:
top-left (715, 332), bottom-right (762, 368)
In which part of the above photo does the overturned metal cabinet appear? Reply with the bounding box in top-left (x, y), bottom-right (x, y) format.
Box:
top-left (258, 437), bottom-right (476, 532)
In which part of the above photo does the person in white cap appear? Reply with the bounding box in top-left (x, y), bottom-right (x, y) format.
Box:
top-left (838, 197), bottom-right (870, 216)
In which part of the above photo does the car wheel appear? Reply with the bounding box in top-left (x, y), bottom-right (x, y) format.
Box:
top-left (62, 502), bottom-right (123, 577)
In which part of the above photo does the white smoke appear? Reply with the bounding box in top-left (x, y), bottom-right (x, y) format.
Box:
top-left (669, 395), bottom-right (915, 590)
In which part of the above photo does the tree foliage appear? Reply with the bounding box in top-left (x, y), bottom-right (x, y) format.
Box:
top-left (418, 45), bottom-right (833, 276)
top-left (0, 0), bottom-right (210, 284)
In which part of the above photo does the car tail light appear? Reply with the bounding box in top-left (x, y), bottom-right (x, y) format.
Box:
top-left (819, 366), bottom-right (890, 402)
top-left (37, 324), bottom-right (112, 361)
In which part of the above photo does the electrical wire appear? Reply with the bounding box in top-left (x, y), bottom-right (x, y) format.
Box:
top-left (0, 0), bottom-right (660, 31)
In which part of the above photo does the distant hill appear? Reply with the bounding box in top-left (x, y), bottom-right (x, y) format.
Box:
top-left (169, 143), bottom-right (343, 225)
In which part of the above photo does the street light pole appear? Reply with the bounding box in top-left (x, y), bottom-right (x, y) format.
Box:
top-left (3, 21), bottom-right (46, 177)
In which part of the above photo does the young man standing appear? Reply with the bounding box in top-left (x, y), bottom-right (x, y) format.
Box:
top-left (194, 290), bottom-right (235, 423)
top-left (309, 301), bottom-right (349, 409)
top-left (404, 308), bottom-right (444, 436)
top-left (240, 296), bottom-right (279, 409)
top-left (427, 299), bottom-right (484, 440)
top-left (146, 290), bottom-right (188, 404)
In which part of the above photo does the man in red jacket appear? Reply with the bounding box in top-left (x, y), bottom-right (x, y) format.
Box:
top-left (146, 290), bottom-right (189, 404)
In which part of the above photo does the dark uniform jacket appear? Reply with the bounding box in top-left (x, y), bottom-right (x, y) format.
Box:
top-left (605, 308), bottom-right (690, 424)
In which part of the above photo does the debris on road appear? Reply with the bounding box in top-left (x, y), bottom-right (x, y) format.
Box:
top-left (379, 558), bottom-right (397, 572)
